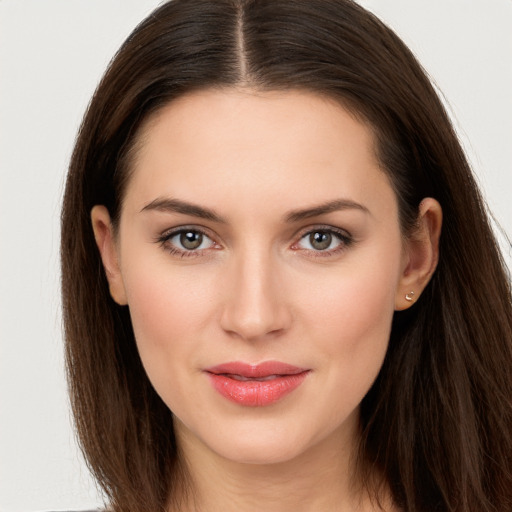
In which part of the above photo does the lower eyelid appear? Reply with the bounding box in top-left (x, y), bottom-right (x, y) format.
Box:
top-left (159, 239), bottom-right (215, 259)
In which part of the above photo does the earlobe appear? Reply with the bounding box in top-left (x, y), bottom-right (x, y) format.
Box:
top-left (395, 198), bottom-right (442, 311)
top-left (90, 205), bottom-right (128, 306)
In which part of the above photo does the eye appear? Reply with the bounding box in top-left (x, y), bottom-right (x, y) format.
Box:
top-left (293, 227), bottom-right (353, 255)
top-left (305, 231), bottom-right (336, 251)
top-left (157, 227), bottom-right (218, 256)
top-left (173, 230), bottom-right (209, 250)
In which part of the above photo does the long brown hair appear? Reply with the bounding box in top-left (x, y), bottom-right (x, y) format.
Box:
top-left (61, 1), bottom-right (512, 510)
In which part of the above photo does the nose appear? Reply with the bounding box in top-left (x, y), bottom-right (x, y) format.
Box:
top-left (219, 249), bottom-right (292, 342)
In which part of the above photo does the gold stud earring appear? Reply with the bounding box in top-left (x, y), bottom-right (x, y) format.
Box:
top-left (405, 291), bottom-right (415, 302)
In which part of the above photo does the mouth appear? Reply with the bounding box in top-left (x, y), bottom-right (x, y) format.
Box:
top-left (221, 373), bottom-right (286, 382)
top-left (204, 361), bottom-right (310, 407)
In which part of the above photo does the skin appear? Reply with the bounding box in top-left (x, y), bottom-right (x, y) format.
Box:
top-left (92, 89), bottom-right (442, 512)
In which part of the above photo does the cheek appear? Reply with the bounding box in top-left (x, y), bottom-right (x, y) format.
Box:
top-left (297, 248), bottom-right (400, 370)
top-left (120, 260), bottom-right (222, 415)
top-left (120, 256), bottom-right (219, 390)
top-left (124, 258), bottom-right (215, 335)
top-left (294, 257), bottom-right (399, 431)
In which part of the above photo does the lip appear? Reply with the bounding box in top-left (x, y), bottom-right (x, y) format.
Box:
top-left (205, 361), bottom-right (310, 407)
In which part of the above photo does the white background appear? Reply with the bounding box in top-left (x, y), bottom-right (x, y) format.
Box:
top-left (1, 1), bottom-right (511, 511)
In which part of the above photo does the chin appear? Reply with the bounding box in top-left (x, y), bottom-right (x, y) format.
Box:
top-left (201, 417), bottom-right (335, 467)
top-left (215, 437), bottom-right (308, 466)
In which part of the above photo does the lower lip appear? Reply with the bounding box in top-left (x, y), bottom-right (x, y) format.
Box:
top-left (207, 371), bottom-right (309, 407)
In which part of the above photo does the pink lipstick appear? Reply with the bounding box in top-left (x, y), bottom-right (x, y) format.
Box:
top-left (205, 361), bottom-right (309, 407)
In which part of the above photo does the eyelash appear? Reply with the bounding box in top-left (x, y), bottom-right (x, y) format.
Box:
top-left (292, 226), bottom-right (354, 258)
top-left (156, 225), bottom-right (354, 259)
top-left (156, 226), bottom-right (218, 259)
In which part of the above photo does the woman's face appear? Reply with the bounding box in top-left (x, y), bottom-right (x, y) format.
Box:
top-left (96, 89), bottom-right (413, 465)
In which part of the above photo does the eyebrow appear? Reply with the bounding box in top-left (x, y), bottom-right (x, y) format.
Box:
top-left (284, 199), bottom-right (370, 223)
top-left (140, 197), bottom-right (227, 223)
top-left (140, 197), bottom-right (369, 224)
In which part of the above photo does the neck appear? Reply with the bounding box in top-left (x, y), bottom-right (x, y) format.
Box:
top-left (169, 416), bottom-right (389, 512)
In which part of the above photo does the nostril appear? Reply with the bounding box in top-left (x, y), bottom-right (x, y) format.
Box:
top-left (219, 297), bottom-right (292, 341)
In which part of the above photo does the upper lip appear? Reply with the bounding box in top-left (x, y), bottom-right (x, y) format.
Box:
top-left (205, 361), bottom-right (308, 378)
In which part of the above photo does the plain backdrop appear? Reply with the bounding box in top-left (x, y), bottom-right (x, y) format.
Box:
top-left (0, 1), bottom-right (511, 511)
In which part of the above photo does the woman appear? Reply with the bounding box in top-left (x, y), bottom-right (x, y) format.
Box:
top-left (61, 1), bottom-right (512, 511)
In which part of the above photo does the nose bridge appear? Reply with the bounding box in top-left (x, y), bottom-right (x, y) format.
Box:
top-left (220, 242), bottom-right (290, 340)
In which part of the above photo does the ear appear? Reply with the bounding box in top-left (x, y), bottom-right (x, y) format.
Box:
top-left (90, 205), bottom-right (128, 306)
top-left (395, 198), bottom-right (442, 311)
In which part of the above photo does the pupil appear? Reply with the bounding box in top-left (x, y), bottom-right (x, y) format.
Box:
top-left (310, 231), bottom-right (332, 250)
top-left (180, 231), bottom-right (202, 250)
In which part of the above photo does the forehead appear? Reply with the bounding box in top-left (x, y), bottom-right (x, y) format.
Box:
top-left (124, 88), bottom-right (395, 218)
